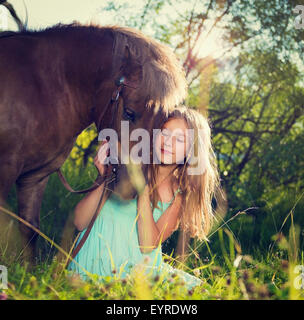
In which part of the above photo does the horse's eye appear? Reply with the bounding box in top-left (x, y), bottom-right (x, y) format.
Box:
top-left (123, 107), bottom-right (136, 122)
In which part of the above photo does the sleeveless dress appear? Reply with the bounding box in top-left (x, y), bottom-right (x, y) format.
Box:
top-left (67, 188), bottom-right (203, 290)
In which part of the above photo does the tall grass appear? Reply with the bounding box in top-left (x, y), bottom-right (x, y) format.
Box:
top-left (0, 202), bottom-right (303, 300)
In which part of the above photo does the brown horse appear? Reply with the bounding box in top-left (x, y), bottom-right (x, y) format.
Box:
top-left (0, 22), bottom-right (187, 263)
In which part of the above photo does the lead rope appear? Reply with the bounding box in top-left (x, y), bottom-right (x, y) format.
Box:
top-left (65, 78), bottom-right (125, 268)
top-left (66, 170), bottom-right (116, 268)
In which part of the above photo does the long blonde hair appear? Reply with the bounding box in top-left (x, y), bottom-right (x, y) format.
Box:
top-left (149, 105), bottom-right (221, 241)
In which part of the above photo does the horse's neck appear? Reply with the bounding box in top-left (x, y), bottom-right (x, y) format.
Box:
top-left (38, 27), bottom-right (115, 132)
top-left (2, 26), bottom-right (116, 133)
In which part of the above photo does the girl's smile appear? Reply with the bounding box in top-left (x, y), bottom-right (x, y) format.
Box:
top-left (161, 147), bottom-right (173, 155)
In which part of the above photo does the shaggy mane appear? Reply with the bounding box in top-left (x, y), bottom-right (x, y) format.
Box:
top-left (0, 21), bottom-right (188, 110)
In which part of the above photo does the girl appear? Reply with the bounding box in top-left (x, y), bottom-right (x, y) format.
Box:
top-left (68, 105), bottom-right (220, 290)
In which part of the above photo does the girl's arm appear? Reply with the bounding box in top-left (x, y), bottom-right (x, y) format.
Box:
top-left (73, 141), bottom-right (110, 231)
top-left (137, 184), bottom-right (182, 253)
top-left (73, 183), bottom-right (108, 231)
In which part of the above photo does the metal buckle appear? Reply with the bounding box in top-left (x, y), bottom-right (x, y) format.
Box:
top-left (115, 76), bottom-right (125, 86)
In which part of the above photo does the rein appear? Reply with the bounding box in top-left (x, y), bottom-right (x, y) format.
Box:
top-left (57, 76), bottom-right (126, 266)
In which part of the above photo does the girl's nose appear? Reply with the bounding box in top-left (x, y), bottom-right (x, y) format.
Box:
top-left (164, 134), bottom-right (174, 146)
top-left (164, 134), bottom-right (175, 146)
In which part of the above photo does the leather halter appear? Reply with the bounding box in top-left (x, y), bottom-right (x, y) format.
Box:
top-left (56, 76), bottom-right (126, 194)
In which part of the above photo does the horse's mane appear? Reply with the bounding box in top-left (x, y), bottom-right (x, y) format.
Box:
top-left (0, 22), bottom-right (187, 110)
top-left (107, 24), bottom-right (188, 110)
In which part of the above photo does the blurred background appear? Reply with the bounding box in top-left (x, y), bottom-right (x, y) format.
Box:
top-left (1, 0), bottom-right (303, 266)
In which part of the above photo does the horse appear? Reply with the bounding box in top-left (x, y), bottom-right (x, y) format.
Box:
top-left (0, 22), bottom-right (187, 263)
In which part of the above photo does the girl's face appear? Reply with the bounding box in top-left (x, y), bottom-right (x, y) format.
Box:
top-left (155, 118), bottom-right (190, 165)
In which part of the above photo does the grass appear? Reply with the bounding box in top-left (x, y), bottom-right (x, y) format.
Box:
top-left (0, 247), bottom-right (302, 300)
top-left (0, 219), bottom-right (303, 300)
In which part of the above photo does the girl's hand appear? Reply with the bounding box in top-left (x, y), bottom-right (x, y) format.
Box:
top-left (94, 140), bottom-right (110, 176)
top-left (138, 183), bottom-right (151, 203)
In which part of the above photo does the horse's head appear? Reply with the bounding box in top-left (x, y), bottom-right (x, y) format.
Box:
top-left (94, 26), bottom-right (188, 200)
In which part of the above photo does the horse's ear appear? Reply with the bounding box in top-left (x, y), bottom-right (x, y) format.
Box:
top-left (121, 45), bottom-right (143, 89)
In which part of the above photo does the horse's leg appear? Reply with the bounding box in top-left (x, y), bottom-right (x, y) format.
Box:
top-left (15, 174), bottom-right (49, 266)
top-left (0, 155), bottom-right (23, 263)
top-left (0, 164), bottom-right (19, 207)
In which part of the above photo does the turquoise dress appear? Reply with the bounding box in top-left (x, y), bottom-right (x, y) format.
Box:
top-left (68, 188), bottom-right (203, 290)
